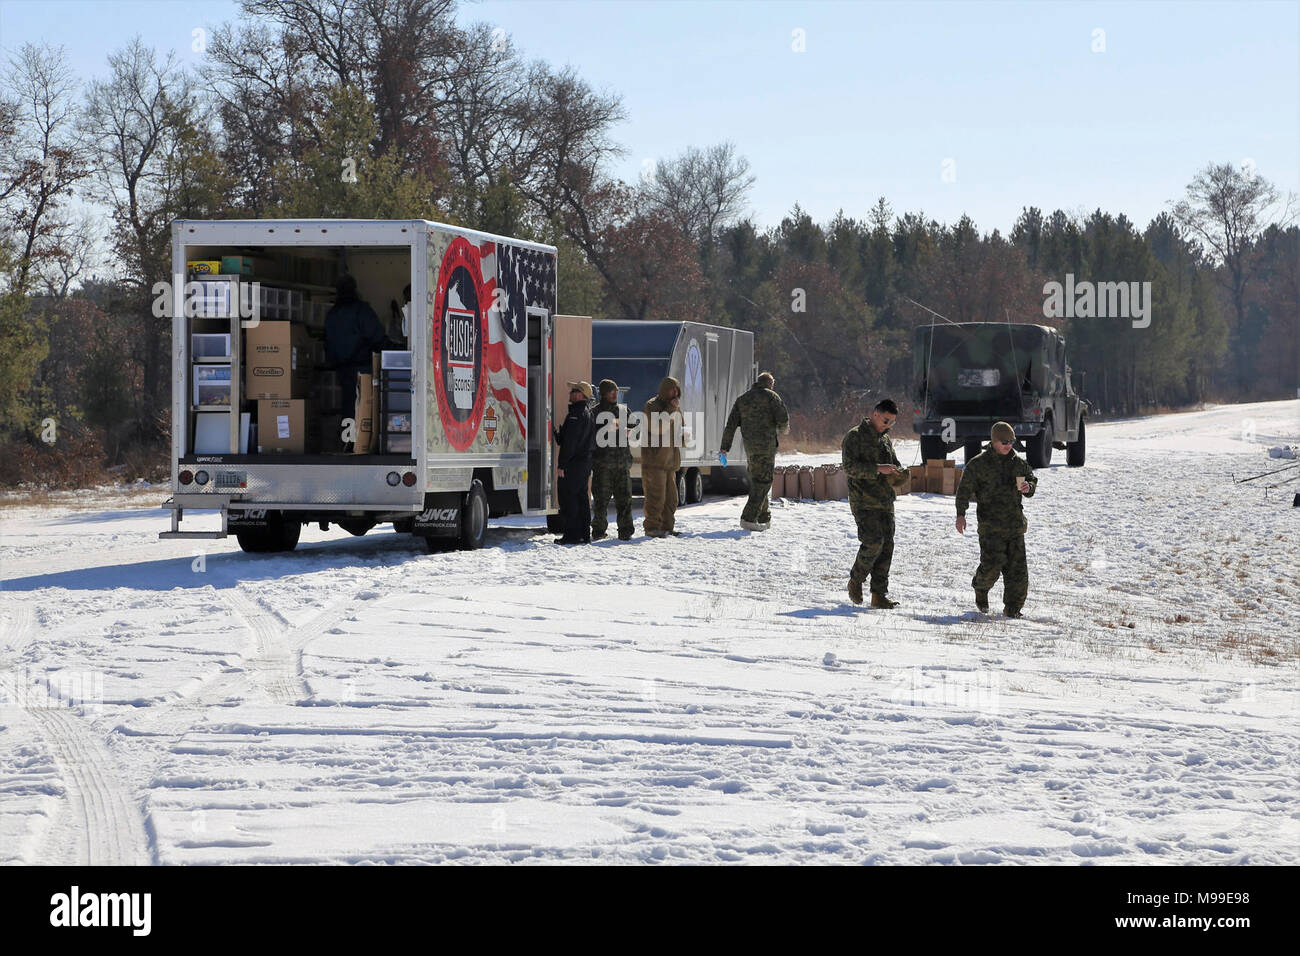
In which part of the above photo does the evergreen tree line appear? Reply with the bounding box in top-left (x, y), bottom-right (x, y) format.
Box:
top-left (1, 0), bottom-right (1295, 483)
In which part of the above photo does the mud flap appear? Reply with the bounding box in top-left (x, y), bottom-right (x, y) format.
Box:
top-left (413, 492), bottom-right (463, 538)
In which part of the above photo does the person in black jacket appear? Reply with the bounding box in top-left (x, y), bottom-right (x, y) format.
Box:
top-left (324, 274), bottom-right (387, 414)
top-left (554, 381), bottom-right (595, 544)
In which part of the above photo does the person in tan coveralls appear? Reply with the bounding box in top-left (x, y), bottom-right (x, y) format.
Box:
top-left (640, 376), bottom-right (685, 538)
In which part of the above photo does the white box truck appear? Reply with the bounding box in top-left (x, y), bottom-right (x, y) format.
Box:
top-left (160, 219), bottom-right (564, 553)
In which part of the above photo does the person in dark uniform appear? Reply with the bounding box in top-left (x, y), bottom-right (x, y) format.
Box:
top-left (324, 274), bottom-right (387, 414)
top-left (554, 381), bottom-right (595, 544)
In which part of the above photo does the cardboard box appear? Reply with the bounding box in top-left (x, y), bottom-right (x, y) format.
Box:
top-left (352, 374), bottom-right (378, 454)
top-left (257, 399), bottom-right (306, 454)
top-left (909, 467), bottom-right (927, 494)
top-left (941, 467), bottom-right (959, 495)
top-left (924, 460), bottom-right (945, 494)
top-left (245, 321), bottom-right (313, 399)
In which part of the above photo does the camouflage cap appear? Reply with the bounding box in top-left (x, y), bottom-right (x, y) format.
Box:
top-left (597, 378), bottom-right (619, 396)
top-left (991, 421), bottom-right (1015, 442)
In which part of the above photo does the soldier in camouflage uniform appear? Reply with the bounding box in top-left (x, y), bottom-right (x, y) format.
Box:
top-left (840, 398), bottom-right (910, 608)
top-left (590, 378), bottom-right (634, 540)
top-left (955, 421), bottom-right (1038, 617)
top-left (720, 371), bottom-right (790, 531)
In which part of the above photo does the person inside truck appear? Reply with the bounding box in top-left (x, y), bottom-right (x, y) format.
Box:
top-left (325, 274), bottom-right (388, 415)
top-left (388, 283), bottom-right (411, 343)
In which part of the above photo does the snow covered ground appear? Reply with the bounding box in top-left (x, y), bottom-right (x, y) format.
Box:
top-left (1, 400), bottom-right (1297, 865)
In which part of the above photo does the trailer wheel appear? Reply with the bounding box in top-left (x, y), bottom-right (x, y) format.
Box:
top-left (459, 480), bottom-right (488, 550)
top-left (962, 438), bottom-right (983, 463)
top-left (1067, 418), bottom-right (1086, 467)
top-left (1027, 417), bottom-right (1054, 469)
top-left (685, 468), bottom-right (704, 504)
top-left (920, 435), bottom-right (947, 463)
top-left (676, 470), bottom-right (687, 506)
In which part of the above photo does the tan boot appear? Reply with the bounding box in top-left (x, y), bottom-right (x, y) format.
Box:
top-left (871, 593), bottom-right (899, 609)
top-left (847, 578), bottom-right (864, 605)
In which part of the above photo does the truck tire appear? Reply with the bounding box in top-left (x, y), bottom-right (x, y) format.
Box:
top-left (686, 468), bottom-right (703, 504)
top-left (676, 470), bottom-right (687, 505)
top-left (1067, 419), bottom-right (1086, 467)
top-left (920, 435), bottom-right (947, 463)
top-left (276, 519), bottom-right (302, 552)
top-left (458, 480), bottom-right (488, 550)
top-left (963, 438), bottom-right (983, 463)
top-left (1027, 417), bottom-right (1054, 469)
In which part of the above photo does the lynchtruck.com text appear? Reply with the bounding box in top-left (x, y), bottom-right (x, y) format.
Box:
top-left (49, 887), bottom-right (151, 936)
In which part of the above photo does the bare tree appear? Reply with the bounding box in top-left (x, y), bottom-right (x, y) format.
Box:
top-left (1173, 162), bottom-right (1296, 388)
top-left (85, 38), bottom-right (196, 439)
top-left (86, 37), bottom-right (194, 286)
top-left (643, 142), bottom-right (754, 245)
top-left (0, 43), bottom-right (90, 293)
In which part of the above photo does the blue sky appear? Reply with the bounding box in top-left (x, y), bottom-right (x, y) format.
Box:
top-left (2, 0), bottom-right (1296, 233)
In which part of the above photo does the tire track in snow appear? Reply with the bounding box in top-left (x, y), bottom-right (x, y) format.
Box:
top-left (24, 689), bottom-right (152, 865)
top-left (3, 600), bottom-right (150, 865)
top-left (223, 590), bottom-right (307, 705)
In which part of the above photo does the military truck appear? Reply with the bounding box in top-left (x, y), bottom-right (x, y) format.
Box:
top-left (912, 322), bottom-right (1087, 468)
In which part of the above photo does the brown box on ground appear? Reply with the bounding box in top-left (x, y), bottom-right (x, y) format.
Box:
top-left (941, 467), bottom-right (959, 495)
top-left (924, 459), bottom-right (945, 494)
top-left (257, 399), bottom-right (306, 454)
top-left (352, 374), bottom-right (378, 454)
top-left (245, 321), bottom-right (313, 399)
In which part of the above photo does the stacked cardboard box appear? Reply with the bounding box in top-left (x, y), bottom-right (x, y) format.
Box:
top-left (257, 398), bottom-right (306, 453)
top-left (245, 321), bottom-right (313, 399)
top-left (924, 459), bottom-right (961, 495)
top-left (246, 321), bottom-right (315, 455)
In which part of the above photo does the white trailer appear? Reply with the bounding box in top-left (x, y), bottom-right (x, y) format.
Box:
top-left (160, 218), bottom-right (560, 552)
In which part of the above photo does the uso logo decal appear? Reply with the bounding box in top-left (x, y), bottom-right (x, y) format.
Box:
top-left (432, 237), bottom-right (491, 450)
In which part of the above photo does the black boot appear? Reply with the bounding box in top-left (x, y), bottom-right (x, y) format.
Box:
top-left (975, 590), bottom-right (989, 613)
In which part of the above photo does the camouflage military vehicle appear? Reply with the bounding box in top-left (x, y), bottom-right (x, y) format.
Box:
top-left (912, 322), bottom-right (1088, 468)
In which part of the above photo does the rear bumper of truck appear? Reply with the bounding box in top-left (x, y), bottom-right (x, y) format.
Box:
top-left (913, 419), bottom-right (1043, 439)
top-left (161, 460), bottom-right (424, 539)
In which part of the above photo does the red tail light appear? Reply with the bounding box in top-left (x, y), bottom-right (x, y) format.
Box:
top-left (402, 472), bottom-right (416, 487)
top-left (179, 470), bottom-right (193, 485)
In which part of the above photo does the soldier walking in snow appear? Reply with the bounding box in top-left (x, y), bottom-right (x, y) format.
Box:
top-left (955, 421), bottom-right (1038, 617)
top-left (720, 371), bottom-right (790, 531)
top-left (841, 398), bottom-right (910, 607)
